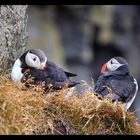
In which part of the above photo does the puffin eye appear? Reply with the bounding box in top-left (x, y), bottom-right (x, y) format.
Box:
top-left (33, 57), bottom-right (36, 61)
top-left (111, 60), bottom-right (113, 64)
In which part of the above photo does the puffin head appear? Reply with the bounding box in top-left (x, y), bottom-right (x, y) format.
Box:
top-left (101, 57), bottom-right (129, 74)
top-left (24, 48), bottom-right (47, 70)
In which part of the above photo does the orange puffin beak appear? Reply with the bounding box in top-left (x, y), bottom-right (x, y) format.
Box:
top-left (101, 63), bottom-right (107, 73)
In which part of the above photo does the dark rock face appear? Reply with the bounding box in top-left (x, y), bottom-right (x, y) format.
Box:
top-left (0, 5), bottom-right (28, 74)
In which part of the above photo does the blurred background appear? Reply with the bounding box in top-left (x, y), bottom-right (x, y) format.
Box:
top-left (27, 5), bottom-right (140, 122)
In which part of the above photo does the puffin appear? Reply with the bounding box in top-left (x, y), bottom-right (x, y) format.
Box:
top-left (11, 48), bottom-right (79, 92)
top-left (94, 56), bottom-right (138, 110)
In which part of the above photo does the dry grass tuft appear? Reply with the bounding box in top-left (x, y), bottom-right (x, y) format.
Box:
top-left (0, 75), bottom-right (47, 134)
top-left (0, 75), bottom-right (140, 135)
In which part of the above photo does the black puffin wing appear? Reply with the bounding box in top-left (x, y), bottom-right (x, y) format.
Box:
top-left (30, 69), bottom-right (48, 80)
top-left (46, 61), bottom-right (68, 80)
top-left (94, 74), bottom-right (109, 96)
top-left (23, 68), bottom-right (49, 85)
top-left (52, 80), bottom-right (78, 90)
top-left (109, 77), bottom-right (136, 102)
top-left (64, 71), bottom-right (77, 77)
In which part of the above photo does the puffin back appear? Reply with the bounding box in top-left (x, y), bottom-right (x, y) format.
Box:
top-left (46, 61), bottom-right (69, 81)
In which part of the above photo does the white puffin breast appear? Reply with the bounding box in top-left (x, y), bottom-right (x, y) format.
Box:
top-left (125, 78), bottom-right (138, 110)
top-left (11, 59), bottom-right (23, 84)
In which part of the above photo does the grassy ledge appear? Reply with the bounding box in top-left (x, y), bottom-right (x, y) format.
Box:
top-left (0, 75), bottom-right (140, 135)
